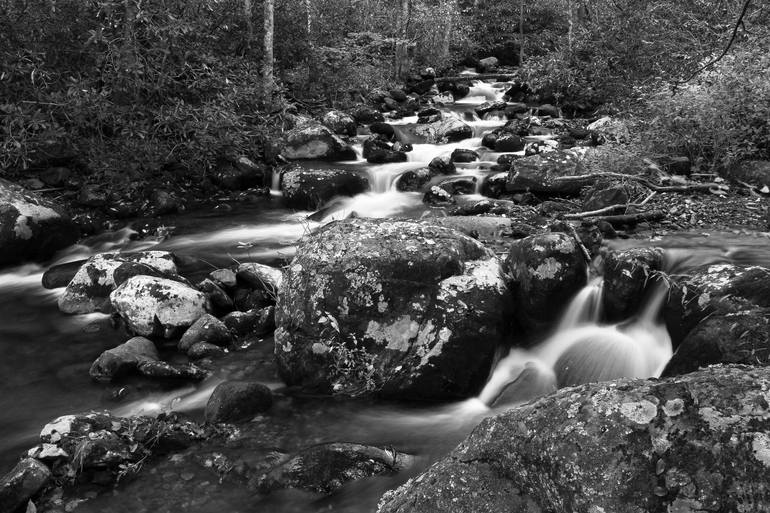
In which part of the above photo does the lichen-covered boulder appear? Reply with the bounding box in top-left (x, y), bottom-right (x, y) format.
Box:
top-left (506, 150), bottom-right (591, 196)
top-left (663, 264), bottom-right (770, 346)
top-left (110, 276), bottom-right (210, 338)
top-left (602, 247), bottom-right (664, 322)
top-left (274, 218), bottom-right (511, 400)
top-left (408, 118), bottom-right (473, 144)
top-left (255, 443), bottom-right (413, 495)
top-left (378, 365), bottom-right (770, 513)
top-left (503, 232), bottom-right (588, 330)
top-left (281, 124), bottom-right (356, 161)
top-left (0, 458), bottom-right (51, 513)
top-left (662, 308), bottom-right (770, 377)
top-left (320, 110), bottom-right (357, 137)
top-left (0, 178), bottom-right (79, 267)
top-left (89, 336), bottom-right (159, 382)
top-left (58, 251), bottom-right (178, 314)
top-left (281, 167), bottom-right (370, 210)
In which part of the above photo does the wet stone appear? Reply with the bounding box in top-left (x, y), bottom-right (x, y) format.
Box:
top-left (204, 380), bottom-right (273, 424)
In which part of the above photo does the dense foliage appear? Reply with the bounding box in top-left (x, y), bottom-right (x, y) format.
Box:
top-left (1, 0), bottom-right (768, 180)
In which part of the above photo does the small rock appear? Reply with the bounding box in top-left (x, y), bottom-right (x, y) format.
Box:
top-left (89, 336), bottom-right (160, 382)
top-left (0, 459), bottom-right (51, 512)
top-left (204, 381), bottom-right (273, 423)
top-left (178, 314), bottom-right (233, 352)
top-left (188, 342), bottom-right (227, 360)
top-left (137, 361), bottom-right (209, 381)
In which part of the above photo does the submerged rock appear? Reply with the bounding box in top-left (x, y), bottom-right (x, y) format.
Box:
top-left (378, 365), bottom-right (770, 513)
top-left (58, 251), bottom-right (178, 314)
top-left (0, 458), bottom-right (51, 512)
top-left (0, 178), bottom-right (79, 267)
top-left (204, 380), bottom-right (273, 424)
top-left (503, 232), bottom-right (588, 330)
top-left (281, 167), bottom-right (370, 210)
top-left (275, 218), bottom-right (511, 400)
top-left (255, 442), bottom-right (412, 495)
top-left (110, 275), bottom-right (210, 338)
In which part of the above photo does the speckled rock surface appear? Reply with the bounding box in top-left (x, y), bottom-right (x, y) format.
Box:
top-left (506, 150), bottom-right (591, 196)
top-left (110, 275), bottom-right (210, 338)
top-left (274, 218), bottom-right (511, 399)
top-left (378, 365), bottom-right (770, 513)
top-left (281, 166), bottom-right (370, 210)
top-left (58, 251), bottom-right (178, 314)
top-left (321, 110), bottom-right (357, 137)
top-left (503, 232), bottom-right (588, 330)
top-left (0, 458), bottom-right (51, 512)
top-left (0, 178), bottom-right (79, 267)
top-left (255, 442), bottom-right (413, 495)
top-left (602, 247), bottom-right (664, 322)
top-left (663, 264), bottom-right (770, 346)
top-left (407, 118), bottom-right (473, 143)
top-left (281, 124), bottom-right (356, 161)
top-left (663, 308), bottom-right (770, 377)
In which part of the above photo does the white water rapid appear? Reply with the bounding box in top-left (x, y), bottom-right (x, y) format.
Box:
top-left (479, 279), bottom-right (673, 408)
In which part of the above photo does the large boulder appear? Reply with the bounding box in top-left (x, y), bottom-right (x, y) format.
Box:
top-left (408, 118), bottom-right (473, 144)
top-left (110, 276), bottom-right (210, 338)
top-left (663, 264), bottom-right (770, 346)
top-left (211, 155), bottom-right (267, 191)
top-left (663, 308), bottom-right (770, 377)
top-left (503, 232), bottom-right (588, 330)
top-left (255, 443), bottom-right (413, 495)
top-left (320, 110), bottom-right (357, 137)
top-left (281, 124), bottom-right (357, 161)
top-left (281, 167), bottom-right (370, 210)
top-left (0, 178), bottom-right (79, 267)
top-left (378, 365), bottom-right (770, 513)
top-left (274, 218), bottom-right (511, 400)
top-left (506, 150), bottom-right (591, 196)
top-left (58, 251), bottom-right (178, 314)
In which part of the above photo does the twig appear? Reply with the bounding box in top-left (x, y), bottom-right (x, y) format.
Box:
top-left (552, 172), bottom-right (722, 193)
top-left (564, 192), bottom-right (656, 220)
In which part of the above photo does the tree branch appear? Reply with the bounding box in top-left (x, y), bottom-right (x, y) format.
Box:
top-left (675, 0), bottom-right (753, 85)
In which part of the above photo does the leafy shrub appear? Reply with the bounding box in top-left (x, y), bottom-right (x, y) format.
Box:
top-left (642, 45), bottom-right (770, 169)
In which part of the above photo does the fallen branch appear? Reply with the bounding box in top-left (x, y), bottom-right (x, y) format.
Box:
top-left (591, 210), bottom-right (666, 227)
top-left (564, 192), bottom-right (657, 220)
top-left (552, 172), bottom-right (723, 193)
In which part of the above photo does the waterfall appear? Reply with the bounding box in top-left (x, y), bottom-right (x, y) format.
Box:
top-left (479, 280), bottom-right (672, 408)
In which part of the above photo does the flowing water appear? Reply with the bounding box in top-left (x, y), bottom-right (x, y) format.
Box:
top-left (1, 78), bottom-right (770, 512)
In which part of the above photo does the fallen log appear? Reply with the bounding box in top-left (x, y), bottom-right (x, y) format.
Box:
top-left (413, 74), bottom-right (517, 90)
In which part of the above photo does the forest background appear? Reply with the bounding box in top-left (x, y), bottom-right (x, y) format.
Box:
top-left (1, 0), bottom-right (768, 193)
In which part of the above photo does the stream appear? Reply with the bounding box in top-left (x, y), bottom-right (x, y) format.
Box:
top-left (2, 79), bottom-right (770, 512)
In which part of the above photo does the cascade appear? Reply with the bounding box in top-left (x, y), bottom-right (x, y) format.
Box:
top-left (479, 279), bottom-right (672, 408)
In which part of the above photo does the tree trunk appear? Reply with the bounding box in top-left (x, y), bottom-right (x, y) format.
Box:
top-left (519, 0), bottom-right (525, 65)
top-left (441, 0), bottom-right (455, 63)
top-left (305, 0), bottom-right (311, 40)
top-left (394, 0), bottom-right (410, 79)
top-left (262, 0), bottom-right (275, 102)
top-left (244, 0), bottom-right (254, 50)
